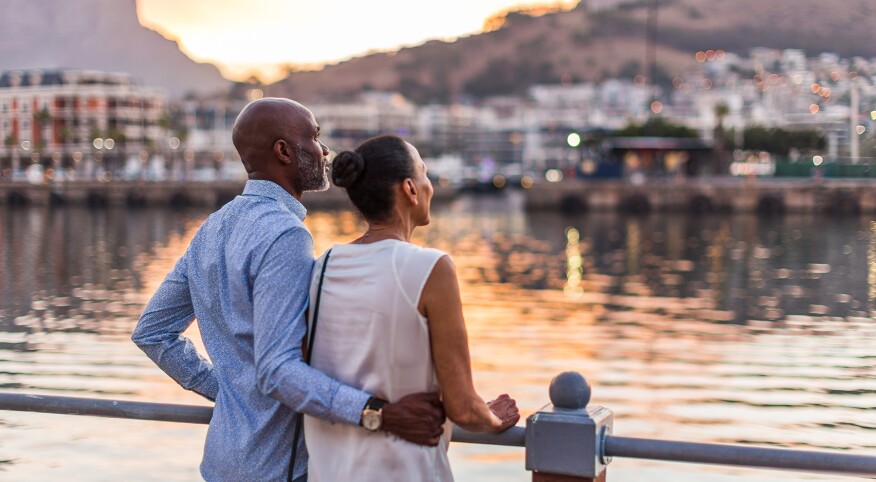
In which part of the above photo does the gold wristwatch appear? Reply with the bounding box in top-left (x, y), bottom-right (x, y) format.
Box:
top-left (361, 397), bottom-right (387, 431)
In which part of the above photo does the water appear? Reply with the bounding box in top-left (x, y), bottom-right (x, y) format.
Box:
top-left (1, 191), bottom-right (875, 481)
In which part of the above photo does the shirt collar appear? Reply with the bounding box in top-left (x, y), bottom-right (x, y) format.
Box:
top-left (242, 180), bottom-right (307, 221)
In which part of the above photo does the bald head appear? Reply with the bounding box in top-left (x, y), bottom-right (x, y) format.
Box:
top-left (232, 98), bottom-right (312, 173)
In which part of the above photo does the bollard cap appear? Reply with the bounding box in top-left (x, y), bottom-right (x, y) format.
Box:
top-left (549, 371), bottom-right (591, 409)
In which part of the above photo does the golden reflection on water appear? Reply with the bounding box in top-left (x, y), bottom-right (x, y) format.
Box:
top-left (869, 221), bottom-right (876, 310)
top-left (1, 197), bottom-right (875, 481)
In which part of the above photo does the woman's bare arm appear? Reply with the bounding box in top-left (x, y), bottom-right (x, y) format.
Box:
top-left (419, 256), bottom-right (519, 433)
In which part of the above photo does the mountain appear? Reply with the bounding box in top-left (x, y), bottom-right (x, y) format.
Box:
top-left (0, 0), bottom-right (228, 97)
top-left (267, 0), bottom-right (876, 103)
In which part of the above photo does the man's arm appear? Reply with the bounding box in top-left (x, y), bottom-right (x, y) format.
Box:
top-left (252, 227), bottom-right (369, 424)
top-left (253, 229), bottom-right (446, 445)
top-left (132, 252), bottom-right (219, 401)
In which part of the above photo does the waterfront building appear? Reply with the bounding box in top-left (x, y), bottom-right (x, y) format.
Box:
top-left (0, 69), bottom-right (167, 180)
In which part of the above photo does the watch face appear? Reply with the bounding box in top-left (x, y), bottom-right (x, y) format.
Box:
top-left (362, 410), bottom-right (381, 431)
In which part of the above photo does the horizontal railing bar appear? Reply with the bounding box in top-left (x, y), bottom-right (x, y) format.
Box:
top-left (604, 436), bottom-right (876, 477)
top-left (0, 393), bottom-right (524, 447)
top-left (5, 392), bottom-right (875, 475)
top-left (453, 425), bottom-right (525, 447)
top-left (0, 392), bottom-right (213, 424)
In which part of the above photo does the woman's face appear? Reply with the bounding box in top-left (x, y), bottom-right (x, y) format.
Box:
top-left (405, 142), bottom-right (433, 226)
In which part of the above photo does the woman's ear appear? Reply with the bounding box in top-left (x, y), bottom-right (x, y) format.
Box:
top-left (403, 178), bottom-right (419, 205)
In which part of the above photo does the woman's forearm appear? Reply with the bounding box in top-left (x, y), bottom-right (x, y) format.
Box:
top-left (445, 395), bottom-right (502, 432)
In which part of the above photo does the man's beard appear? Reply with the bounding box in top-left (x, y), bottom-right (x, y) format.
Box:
top-left (294, 144), bottom-right (329, 192)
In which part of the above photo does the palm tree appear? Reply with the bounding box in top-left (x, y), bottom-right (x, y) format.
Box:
top-left (713, 103), bottom-right (731, 175)
top-left (4, 133), bottom-right (19, 179)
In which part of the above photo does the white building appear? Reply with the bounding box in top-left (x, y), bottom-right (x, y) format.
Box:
top-left (0, 69), bottom-right (167, 179)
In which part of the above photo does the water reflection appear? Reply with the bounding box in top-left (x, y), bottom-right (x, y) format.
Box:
top-left (0, 193), bottom-right (874, 481)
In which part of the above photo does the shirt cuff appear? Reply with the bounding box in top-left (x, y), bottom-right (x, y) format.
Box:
top-left (332, 384), bottom-right (371, 426)
top-left (194, 371), bottom-right (220, 402)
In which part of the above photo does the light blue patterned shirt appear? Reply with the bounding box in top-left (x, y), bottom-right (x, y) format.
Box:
top-left (132, 179), bottom-right (370, 482)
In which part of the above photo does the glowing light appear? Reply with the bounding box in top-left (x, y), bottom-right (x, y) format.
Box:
top-left (492, 175), bottom-right (506, 188)
top-left (650, 100), bottom-right (664, 114)
top-left (184, 149), bottom-right (195, 162)
top-left (169, 137), bottom-right (181, 150)
top-left (820, 87), bottom-right (831, 97)
top-left (809, 104), bottom-right (820, 114)
top-left (857, 125), bottom-right (866, 135)
top-left (72, 152), bottom-right (83, 163)
top-left (792, 74), bottom-right (803, 85)
top-left (21, 140), bottom-right (31, 151)
top-left (92, 138), bottom-right (104, 149)
top-left (567, 133), bottom-right (581, 148)
top-left (715, 49), bottom-right (726, 60)
top-left (706, 50), bottom-right (716, 61)
top-left (104, 138), bottom-right (115, 150)
top-left (695, 51), bottom-right (706, 62)
top-left (564, 227), bottom-right (583, 297)
top-left (813, 155), bottom-right (823, 166)
top-left (580, 159), bottom-right (597, 175)
top-left (545, 169), bottom-right (563, 182)
top-left (520, 175), bottom-right (534, 189)
top-left (871, 111), bottom-right (876, 121)
top-left (810, 83), bottom-right (821, 94)
top-left (247, 88), bottom-right (264, 101)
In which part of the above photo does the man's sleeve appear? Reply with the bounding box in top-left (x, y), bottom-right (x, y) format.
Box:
top-left (253, 227), bottom-right (369, 425)
top-left (131, 251), bottom-right (219, 401)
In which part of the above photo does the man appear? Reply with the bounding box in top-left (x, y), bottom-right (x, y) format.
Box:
top-left (132, 98), bottom-right (445, 482)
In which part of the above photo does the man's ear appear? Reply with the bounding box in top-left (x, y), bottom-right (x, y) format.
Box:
top-left (403, 178), bottom-right (419, 205)
top-left (274, 140), bottom-right (294, 165)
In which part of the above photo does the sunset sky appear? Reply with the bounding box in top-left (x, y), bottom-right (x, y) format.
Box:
top-left (137, 0), bottom-right (577, 81)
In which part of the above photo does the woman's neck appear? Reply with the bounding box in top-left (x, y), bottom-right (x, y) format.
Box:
top-left (352, 221), bottom-right (412, 244)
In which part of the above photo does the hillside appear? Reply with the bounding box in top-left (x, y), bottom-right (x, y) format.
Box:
top-left (267, 0), bottom-right (876, 103)
top-left (0, 0), bottom-right (228, 98)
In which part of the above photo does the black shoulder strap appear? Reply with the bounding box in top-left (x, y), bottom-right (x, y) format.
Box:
top-left (288, 248), bottom-right (332, 482)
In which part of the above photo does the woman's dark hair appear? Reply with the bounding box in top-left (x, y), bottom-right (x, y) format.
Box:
top-left (332, 135), bottom-right (415, 222)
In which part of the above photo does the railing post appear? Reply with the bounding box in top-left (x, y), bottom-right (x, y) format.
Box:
top-left (526, 372), bottom-right (613, 482)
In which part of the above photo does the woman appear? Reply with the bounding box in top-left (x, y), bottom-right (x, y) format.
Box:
top-left (303, 135), bottom-right (520, 481)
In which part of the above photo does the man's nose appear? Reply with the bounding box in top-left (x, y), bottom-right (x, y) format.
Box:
top-left (320, 141), bottom-right (330, 156)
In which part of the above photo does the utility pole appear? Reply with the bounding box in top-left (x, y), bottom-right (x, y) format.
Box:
top-left (645, 0), bottom-right (660, 96)
top-left (850, 80), bottom-right (860, 163)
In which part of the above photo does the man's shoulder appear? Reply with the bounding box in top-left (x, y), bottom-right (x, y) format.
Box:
top-left (227, 195), bottom-right (309, 236)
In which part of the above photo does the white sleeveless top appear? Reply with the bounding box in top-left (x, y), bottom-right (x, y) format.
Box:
top-left (304, 239), bottom-right (453, 482)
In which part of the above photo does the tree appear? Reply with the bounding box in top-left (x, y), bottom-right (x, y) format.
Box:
top-left (713, 103), bottom-right (731, 173)
top-left (4, 133), bottom-right (19, 177)
top-left (616, 118), bottom-right (698, 138)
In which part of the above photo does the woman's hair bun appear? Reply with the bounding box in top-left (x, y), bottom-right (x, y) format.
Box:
top-left (331, 150), bottom-right (365, 188)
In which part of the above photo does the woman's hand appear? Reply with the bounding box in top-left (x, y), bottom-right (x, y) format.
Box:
top-left (487, 394), bottom-right (520, 432)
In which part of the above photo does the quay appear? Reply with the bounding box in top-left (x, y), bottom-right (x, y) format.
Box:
top-left (524, 178), bottom-right (876, 214)
top-left (1, 372), bottom-right (875, 481)
top-left (0, 181), bottom-right (459, 209)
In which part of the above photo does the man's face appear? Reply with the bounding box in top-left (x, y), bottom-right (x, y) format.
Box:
top-left (292, 111), bottom-right (330, 193)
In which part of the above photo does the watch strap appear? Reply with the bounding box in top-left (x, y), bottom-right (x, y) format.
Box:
top-left (365, 396), bottom-right (387, 412)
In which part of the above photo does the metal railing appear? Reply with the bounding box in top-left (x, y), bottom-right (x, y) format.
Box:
top-left (1, 372), bottom-right (875, 480)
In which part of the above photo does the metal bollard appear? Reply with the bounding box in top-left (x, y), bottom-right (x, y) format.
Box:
top-left (526, 372), bottom-right (613, 482)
